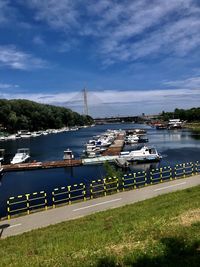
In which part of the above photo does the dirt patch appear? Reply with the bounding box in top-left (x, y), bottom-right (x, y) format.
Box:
top-left (178, 208), bottom-right (200, 226)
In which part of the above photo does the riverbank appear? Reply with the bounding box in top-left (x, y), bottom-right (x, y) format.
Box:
top-left (185, 122), bottom-right (200, 133)
top-left (0, 185), bottom-right (199, 266)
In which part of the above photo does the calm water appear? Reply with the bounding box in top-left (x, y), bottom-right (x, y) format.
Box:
top-left (0, 123), bottom-right (200, 217)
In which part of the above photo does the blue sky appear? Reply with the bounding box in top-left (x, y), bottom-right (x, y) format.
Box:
top-left (0, 0), bottom-right (200, 117)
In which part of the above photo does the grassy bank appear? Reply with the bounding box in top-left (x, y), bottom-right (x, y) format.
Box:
top-left (0, 186), bottom-right (200, 267)
top-left (185, 122), bottom-right (200, 132)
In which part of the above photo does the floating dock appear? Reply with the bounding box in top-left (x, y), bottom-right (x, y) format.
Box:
top-left (2, 159), bottom-right (82, 172)
top-left (101, 132), bottom-right (125, 156)
top-left (82, 155), bottom-right (118, 165)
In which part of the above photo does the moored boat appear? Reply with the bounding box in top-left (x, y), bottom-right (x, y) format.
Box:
top-left (18, 130), bottom-right (31, 138)
top-left (0, 165), bottom-right (3, 177)
top-left (63, 149), bottom-right (74, 160)
top-left (0, 149), bottom-right (5, 162)
top-left (125, 135), bottom-right (139, 144)
top-left (119, 146), bottom-right (161, 162)
top-left (11, 148), bottom-right (30, 164)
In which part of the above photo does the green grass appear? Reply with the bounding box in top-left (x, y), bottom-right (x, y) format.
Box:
top-left (186, 122), bottom-right (200, 132)
top-left (0, 186), bottom-right (200, 267)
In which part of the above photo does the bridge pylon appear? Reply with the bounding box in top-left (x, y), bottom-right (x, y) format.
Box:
top-left (83, 88), bottom-right (89, 116)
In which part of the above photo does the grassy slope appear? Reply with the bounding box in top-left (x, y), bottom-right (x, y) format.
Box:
top-left (0, 186), bottom-right (200, 267)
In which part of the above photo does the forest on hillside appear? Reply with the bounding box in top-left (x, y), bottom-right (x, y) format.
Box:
top-left (160, 107), bottom-right (200, 122)
top-left (0, 99), bottom-right (93, 133)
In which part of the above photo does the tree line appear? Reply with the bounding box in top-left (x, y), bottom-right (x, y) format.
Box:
top-left (160, 107), bottom-right (200, 122)
top-left (0, 99), bottom-right (93, 133)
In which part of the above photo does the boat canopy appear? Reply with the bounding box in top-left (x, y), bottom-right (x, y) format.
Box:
top-left (17, 148), bottom-right (30, 154)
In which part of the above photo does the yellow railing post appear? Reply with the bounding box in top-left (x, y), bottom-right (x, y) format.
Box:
top-left (83, 184), bottom-right (86, 201)
top-left (183, 163), bottom-right (185, 178)
top-left (26, 194), bottom-right (30, 215)
top-left (134, 173), bottom-right (137, 188)
top-left (7, 200), bottom-right (10, 220)
top-left (103, 179), bottom-right (106, 196)
top-left (68, 186), bottom-right (71, 204)
top-left (160, 168), bottom-right (163, 182)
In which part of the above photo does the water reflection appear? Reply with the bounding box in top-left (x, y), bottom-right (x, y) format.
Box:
top-left (190, 133), bottom-right (200, 140)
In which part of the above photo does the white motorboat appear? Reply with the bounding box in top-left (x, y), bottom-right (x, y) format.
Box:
top-left (168, 119), bottom-right (183, 129)
top-left (6, 134), bottom-right (17, 140)
top-left (11, 148), bottom-right (30, 164)
top-left (0, 165), bottom-right (3, 177)
top-left (32, 131), bottom-right (44, 137)
top-left (18, 130), bottom-right (31, 138)
top-left (0, 149), bottom-right (5, 162)
top-left (125, 135), bottom-right (139, 144)
top-left (119, 146), bottom-right (161, 162)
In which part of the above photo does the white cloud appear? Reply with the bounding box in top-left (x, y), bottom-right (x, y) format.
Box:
top-left (26, 0), bottom-right (79, 31)
top-left (1, 88), bottom-right (200, 116)
top-left (0, 82), bottom-right (19, 89)
top-left (24, 0), bottom-right (200, 64)
top-left (0, 45), bottom-right (47, 70)
top-left (164, 76), bottom-right (200, 89)
top-left (0, 0), bottom-right (13, 24)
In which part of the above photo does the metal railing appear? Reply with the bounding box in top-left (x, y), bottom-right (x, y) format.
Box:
top-left (5, 160), bottom-right (200, 219)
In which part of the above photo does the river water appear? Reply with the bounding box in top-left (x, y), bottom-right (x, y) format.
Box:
top-left (0, 123), bottom-right (200, 217)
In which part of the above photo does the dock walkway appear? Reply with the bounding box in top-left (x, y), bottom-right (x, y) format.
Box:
top-left (2, 159), bottom-right (82, 172)
top-left (102, 132), bottom-right (125, 156)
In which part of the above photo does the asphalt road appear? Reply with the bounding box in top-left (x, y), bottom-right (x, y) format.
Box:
top-left (0, 175), bottom-right (200, 238)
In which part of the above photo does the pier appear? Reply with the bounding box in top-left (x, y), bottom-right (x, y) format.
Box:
top-left (1, 131), bottom-right (126, 172)
top-left (2, 159), bottom-right (82, 172)
top-left (101, 132), bottom-right (125, 156)
top-left (1, 129), bottom-right (149, 172)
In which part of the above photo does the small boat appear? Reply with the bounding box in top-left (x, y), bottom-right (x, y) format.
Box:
top-left (6, 134), bottom-right (16, 140)
top-left (63, 149), bottom-right (74, 160)
top-left (126, 129), bottom-right (146, 136)
top-left (0, 149), bottom-right (5, 162)
top-left (119, 146), bottom-right (161, 163)
top-left (31, 131), bottom-right (43, 137)
top-left (168, 119), bottom-right (183, 129)
top-left (125, 135), bottom-right (139, 144)
top-left (0, 166), bottom-right (3, 177)
top-left (11, 148), bottom-right (30, 164)
top-left (18, 130), bottom-right (31, 138)
top-left (138, 136), bottom-right (149, 143)
top-left (156, 124), bottom-right (168, 130)
top-left (70, 127), bottom-right (79, 131)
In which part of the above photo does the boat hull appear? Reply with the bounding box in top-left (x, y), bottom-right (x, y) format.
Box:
top-left (11, 155), bottom-right (30, 164)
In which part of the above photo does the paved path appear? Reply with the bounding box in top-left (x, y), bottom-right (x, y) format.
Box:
top-left (0, 175), bottom-right (200, 238)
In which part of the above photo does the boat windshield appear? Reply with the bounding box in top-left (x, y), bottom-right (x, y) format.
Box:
top-left (17, 148), bottom-right (29, 154)
top-left (149, 148), bottom-right (156, 154)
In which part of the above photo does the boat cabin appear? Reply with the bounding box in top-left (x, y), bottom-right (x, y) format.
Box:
top-left (63, 149), bottom-right (74, 160)
top-left (17, 148), bottom-right (30, 155)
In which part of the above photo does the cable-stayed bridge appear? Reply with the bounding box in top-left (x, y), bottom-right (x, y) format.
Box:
top-left (64, 88), bottom-right (141, 120)
top-left (64, 88), bottom-right (115, 117)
